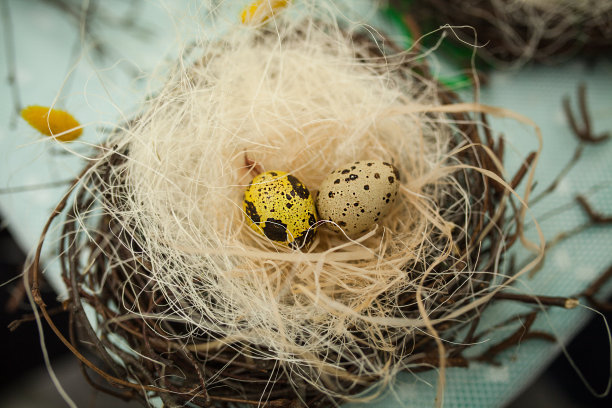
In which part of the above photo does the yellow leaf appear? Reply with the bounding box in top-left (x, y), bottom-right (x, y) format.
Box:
top-left (20, 105), bottom-right (83, 142)
top-left (241, 0), bottom-right (290, 25)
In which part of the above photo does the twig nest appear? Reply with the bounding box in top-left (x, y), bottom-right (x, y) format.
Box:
top-left (244, 170), bottom-right (318, 248)
top-left (408, 0), bottom-right (612, 66)
top-left (42, 6), bottom-right (542, 406)
top-left (316, 160), bottom-right (400, 236)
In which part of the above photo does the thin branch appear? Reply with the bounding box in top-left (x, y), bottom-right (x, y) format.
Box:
top-left (531, 144), bottom-right (583, 205)
top-left (1, 0), bottom-right (22, 128)
top-left (493, 292), bottom-right (579, 309)
top-left (563, 84), bottom-right (610, 143)
top-left (0, 179), bottom-right (73, 195)
top-left (576, 195), bottom-right (612, 224)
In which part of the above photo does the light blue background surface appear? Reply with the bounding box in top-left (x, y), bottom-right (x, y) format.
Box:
top-left (0, 1), bottom-right (611, 407)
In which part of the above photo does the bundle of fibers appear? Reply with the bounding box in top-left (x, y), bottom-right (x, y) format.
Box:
top-left (402, 0), bottom-right (612, 66)
top-left (31, 4), bottom-right (544, 408)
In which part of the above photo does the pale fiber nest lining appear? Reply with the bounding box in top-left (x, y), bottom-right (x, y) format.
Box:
top-left (62, 8), bottom-right (542, 406)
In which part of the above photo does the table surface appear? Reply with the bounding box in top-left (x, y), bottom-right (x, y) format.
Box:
top-left (1, 1), bottom-right (611, 407)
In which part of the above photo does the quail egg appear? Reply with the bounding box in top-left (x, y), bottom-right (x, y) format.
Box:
top-left (244, 171), bottom-right (318, 248)
top-left (316, 161), bottom-right (400, 236)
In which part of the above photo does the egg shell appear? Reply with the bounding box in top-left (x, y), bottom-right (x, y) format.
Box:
top-left (243, 171), bottom-right (318, 248)
top-left (316, 161), bottom-right (400, 236)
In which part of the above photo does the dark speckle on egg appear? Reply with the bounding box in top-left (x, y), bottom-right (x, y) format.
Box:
top-left (287, 175), bottom-right (310, 199)
top-left (262, 218), bottom-right (287, 241)
top-left (244, 200), bottom-right (260, 224)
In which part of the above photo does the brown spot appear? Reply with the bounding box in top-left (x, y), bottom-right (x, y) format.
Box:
top-left (244, 200), bottom-right (260, 224)
top-left (388, 176), bottom-right (395, 183)
top-left (354, 202), bottom-right (359, 206)
top-left (287, 175), bottom-right (310, 199)
top-left (351, 165), bottom-right (356, 170)
top-left (339, 221), bottom-right (347, 227)
top-left (341, 169), bottom-right (350, 174)
top-left (374, 173), bottom-right (380, 179)
top-left (262, 218), bottom-right (287, 242)
top-left (328, 191), bottom-right (334, 198)
top-left (367, 162), bottom-right (373, 166)
top-left (386, 193), bottom-right (391, 198)
top-left (364, 185), bottom-right (370, 190)
top-left (334, 179), bottom-right (340, 184)
top-left (286, 202), bottom-right (293, 209)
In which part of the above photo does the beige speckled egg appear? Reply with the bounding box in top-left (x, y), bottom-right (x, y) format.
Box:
top-left (316, 161), bottom-right (400, 236)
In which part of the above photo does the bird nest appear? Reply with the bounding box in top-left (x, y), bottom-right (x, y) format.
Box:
top-left (403, 0), bottom-right (612, 66)
top-left (28, 15), bottom-right (547, 408)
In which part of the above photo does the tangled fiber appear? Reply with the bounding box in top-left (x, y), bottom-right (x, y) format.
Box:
top-left (402, 0), bottom-right (612, 66)
top-left (30, 3), bottom-right (547, 407)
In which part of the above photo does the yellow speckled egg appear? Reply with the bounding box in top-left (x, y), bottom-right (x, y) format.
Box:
top-left (243, 171), bottom-right (318, 248)
top-left (316, 161), bottom-right (400, 236)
